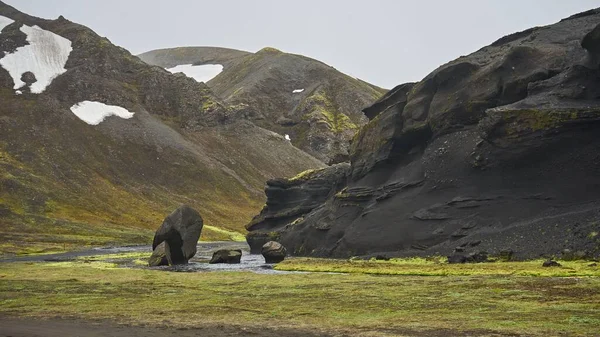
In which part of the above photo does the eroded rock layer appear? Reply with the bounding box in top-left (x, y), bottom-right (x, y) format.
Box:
top-left (247, 9), bottom-right (600, 260)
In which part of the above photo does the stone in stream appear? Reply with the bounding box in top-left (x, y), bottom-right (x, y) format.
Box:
top-left (209, 249), bottom-right (242, 264)
top-left (148, 242), bottom-right (168, 266)
top-left (261, 241), bottom-right (287, 264)
top-left (150, 205), bottom-right (203, 266)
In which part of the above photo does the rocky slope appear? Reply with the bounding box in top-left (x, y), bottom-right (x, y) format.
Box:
top-left (138, 46), bottom-right (250, 70)
top-left (0, 1), bottom-right (323, 254)
top-left (140, 46), bottom-right (387, 164)
top-left (247, 9), bottom-right (600, 260)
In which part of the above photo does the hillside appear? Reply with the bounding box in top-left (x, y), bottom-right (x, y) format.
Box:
top-left (247, 9), bottom-right (600, 259)
top-left (140, 46), bottom-right (387, 164)
top-left (0, 1), bottom-right (324, 255)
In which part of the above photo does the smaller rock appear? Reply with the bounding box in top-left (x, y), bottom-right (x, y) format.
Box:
top-left (542, 260), bottom-right (562, 267)
top-left (561, 249), bottom-right (574, 261)
top-left (498, 250), bottom-right (514, 261)
top-left (573, 250), bottom-right (589, 260)
top-left (262, 241), bottom-right (287, 263)
top-left (375, 255), bottom-right (390, 261)
top-left (469, 240), bottom-right (482, 247)
top-left (467, 251), bottom-right (488, 263)
top-left (148, 242), bottom-right (168, 267)
top-left (209, 249), bottom-right (242, 264)
top-left (588, 263), bottom-right (597, 267)
top-left (447, 254), bottom-right (467, 264)
top-left (20, 71), bottom-right (37, 85)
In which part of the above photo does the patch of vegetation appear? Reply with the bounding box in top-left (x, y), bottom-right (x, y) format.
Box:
top-left (0, 260), bottom-right (599, 336)
top-left (301, 91), bottom-right (358, 134)
top-left (276, 257), bottom-right (600, 277)
top-left (288, 167), bottom-right (326, 182)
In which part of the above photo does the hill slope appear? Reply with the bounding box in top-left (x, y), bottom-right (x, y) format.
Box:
top-left (140, 46), bottom-right (387, 164)
top-left (247, 9), bottom-right (600, 260)
top-left (0, 1), bottom-right (323, 255)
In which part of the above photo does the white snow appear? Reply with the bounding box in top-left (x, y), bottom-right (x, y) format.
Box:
top-left (0, 15), bottom-right (14, 31)
top-left (284, 134), bottom-right (291, 141)
top-left (0, 24), bottom-right (72, 94)
top-left (292, 89), bottom-right (304, 93)
top-left (166, 64), bottom-right (223, 83)
top-left (70, 101), bottom-right (135, 125)
top-left (15, 90), bottom-right (22, 95)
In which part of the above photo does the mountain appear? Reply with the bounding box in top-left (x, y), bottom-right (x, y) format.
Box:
top-left (0, 1), bottom-right (323, 255)
top-left (246, 9), bottom-right (600, 260)
top-left (139, 46), bottom-right (387, 164)
top-left (138, 46), bottom-right (251, 70)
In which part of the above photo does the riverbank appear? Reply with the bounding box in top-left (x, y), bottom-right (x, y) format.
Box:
top-left (1, 252), bottom-right (599, 336)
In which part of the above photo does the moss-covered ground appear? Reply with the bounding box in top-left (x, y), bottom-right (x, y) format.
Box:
top-left (0, 256), bottom-right (598, 336)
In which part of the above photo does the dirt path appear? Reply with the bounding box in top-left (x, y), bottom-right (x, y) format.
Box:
top-left (0, 318), bottom-right (336, 337)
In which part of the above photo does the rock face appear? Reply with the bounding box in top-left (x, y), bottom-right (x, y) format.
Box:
top-left (247, 9), bottom-right (600, 260)
top-left (209, 249), bottom-right (242, 264)
top-left (246, 163), bottom-right (350, 254)
top-left (139, 47), bottom-right (386, 164)
top-left (151, 205), bottom-right (203, 265)
top-left (0, 1), bottom-right (324, 252)
top-left (262, 241), bottom-right (287, 263)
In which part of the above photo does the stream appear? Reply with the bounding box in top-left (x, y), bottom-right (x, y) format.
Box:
top-left (0, 241), bottom-right (294, 274)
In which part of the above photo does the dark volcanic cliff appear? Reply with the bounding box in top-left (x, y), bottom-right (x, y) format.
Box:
top-left (247, 9), bottom-right (600, 260)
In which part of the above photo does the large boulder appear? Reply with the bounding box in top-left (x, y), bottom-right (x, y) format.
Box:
top-left (262, 241), bottom-right (287, 263)
top-left (246, 9), bottom-right (600, 260)
top-left (151, 205), bottom-right (203, 265)
top-left (209, 249), bottom-right (242, 264)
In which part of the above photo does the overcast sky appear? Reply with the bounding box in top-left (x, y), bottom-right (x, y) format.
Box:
top-left (5, 0), bottom-right (600, 88)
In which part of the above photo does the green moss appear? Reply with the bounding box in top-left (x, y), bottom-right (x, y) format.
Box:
top-left (276, 257), bottom-right (600, 277)
top-left (499, 109), bottom-right (600, 136)
top-left (1, 260), bottom-right (599, 335)
top-left (301, 91), bottom-right (357, 134)
top-left (288, 168), bottom-right (324, 181)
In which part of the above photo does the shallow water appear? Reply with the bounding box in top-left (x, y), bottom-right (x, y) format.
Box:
top-left (0, 241), bottom-right (295, 274)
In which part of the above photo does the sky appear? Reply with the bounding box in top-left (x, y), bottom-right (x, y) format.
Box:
top-left (5, 0), bottom-right (600, 88)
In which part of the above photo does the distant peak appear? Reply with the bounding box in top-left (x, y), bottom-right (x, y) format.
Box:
top-left (257, 47), bottom-right (282, 54)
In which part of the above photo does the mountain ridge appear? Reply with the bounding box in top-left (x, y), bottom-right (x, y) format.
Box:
top-left (0, 1), bottom-right (324, 255)
top-left (139, 46), bottom-right (387, 164)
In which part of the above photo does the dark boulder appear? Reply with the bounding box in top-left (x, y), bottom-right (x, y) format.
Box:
top-left (467, 251), bottom-right (488, 263)
top-left (542, 260), bottom-right (562, 267)
top-left (447, 254), bottom-right (467, 264)
top-left (20, 71), bottom-right (36, 85)
top-left (148, 242), bottom-right (168, 267)
top-left (152, 205), bottom-right (203, 265)
top-left (209, 249), bottom-right (242, 264)
top-left (262, 241), bottom-right (287, 263)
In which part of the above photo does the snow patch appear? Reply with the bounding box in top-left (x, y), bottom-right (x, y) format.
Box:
top-left (292, 89), bottom-right (304, 93)
top-left (284, 134), bottom-right (291, 141)
top-left (166, 64), bottom-right (223, 83)
top-left (0, 15), bottom-right (14, 31)
top-left (15, 90), bottom-right (22, 95)
top-left (70, 101), bottom-right (135, 125)
top-left (0, 24), bottom-right (72, 94)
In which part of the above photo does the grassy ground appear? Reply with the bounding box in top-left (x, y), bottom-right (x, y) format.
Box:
top-left (0, 255), bottom-right (599, 336)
